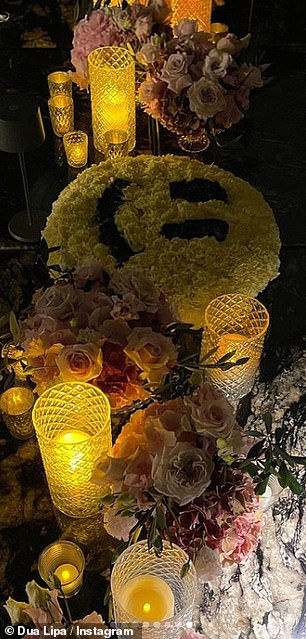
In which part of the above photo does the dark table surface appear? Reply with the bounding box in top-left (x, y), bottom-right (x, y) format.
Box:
top-left (1, 3), bottom-right (306, 637)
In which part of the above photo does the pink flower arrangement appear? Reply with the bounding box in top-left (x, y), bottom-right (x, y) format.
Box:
top-left (20, 263), bottom-right (177, 408)
top-left (139, 18), bottom-right (264, 147)
top-left (70, 0), bottom-right (171, 89)
top-left (93, 382), bottom-right (262, 567)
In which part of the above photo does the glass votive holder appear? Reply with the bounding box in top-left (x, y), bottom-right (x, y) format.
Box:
top-left (48, 71), bottom-right (72, 98)
top-left (38, 540), bottom-right (85, 598)
top-left (63, 130), bottom-right (88, 168)
top-left (209, 22), bottom-right (229, 43)
top-left (201, 294), bottom-right (270, 401)
top-left (104, 129), bottom-right (129, 159)
top-left (111, 541), bottom-right (197, 639)
top-left (0, 386), bottom-right (35, 440)
top-left (48, 95), bottom-right (74, 137)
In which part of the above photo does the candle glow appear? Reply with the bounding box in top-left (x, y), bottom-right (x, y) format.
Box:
top-left (0, 387), bottom-right (35, 440)
top-left (48, 95), bottom-right (74, 137)
top-left (48, 71), bottom-right (72, 97)
top-left (54, 563), bottom-right (80, 596)
top-left (118, 575), bottom-right (175, 622)
top-left (63, 130), bottom-right (88, 168)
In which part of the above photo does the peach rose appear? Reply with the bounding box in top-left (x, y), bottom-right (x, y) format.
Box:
top-left (34, 281), bottom-right (75, 320)
top-left (56, 343), bottom-right (102, 382)
top-left (187, 383), bottom-right (236, 439)
top-left (124, 327), bottom-right (177, 386)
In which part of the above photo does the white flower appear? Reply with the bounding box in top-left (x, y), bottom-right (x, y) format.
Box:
top-left (194, 546), bottom-right (222, 583)
top-left (4, 598), bottom-right (31, 625)
top-left (204, 49), bottom-right (232, 78)
top-left (152, 442), bottom-right (214, 505)
top-left (104, 505), bottom-right (137, 541)
top-left (188, 77), bottom-right (226, 120)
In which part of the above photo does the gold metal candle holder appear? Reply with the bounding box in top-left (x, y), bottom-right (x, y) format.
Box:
top-left (111, 541), bottom-right (197, 639)
top-left (48, 71), bottom-right (72, 98)
top-left (202, 294), bottom-right (270, 401)
top-left (32, 382), bottom-right (111, 518)
top-left (48, 95), bottom-right (74, 137)
top-left (38, 540), bottom-right (85, 598)
top-left (63, 130), bottom-right (88, 168)
top-left (209, 22), bottom-right (229, 43)
top-left (88, 47), bottom-right (135, 154)
top-left (171, 0), bottom-right (212, 32)
top-left (0, 386), bottom-right (35, 440)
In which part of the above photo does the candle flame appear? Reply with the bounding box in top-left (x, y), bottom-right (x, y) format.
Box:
top-left (143, 603), bottom-right (151, 614)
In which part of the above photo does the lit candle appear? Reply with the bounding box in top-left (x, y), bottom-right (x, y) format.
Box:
top-left (210, 22), bottom-right (229, 43)
top-left (38, 540), bottom-right (85, 598)
top-left (48, 95), bottom-right (74, 137)
top-left (32, 382), bottom-right (111, 518)
top-left (103, 90), bottom-right (129, 135)
top-left (0, 387), bottom-right (35, 440)
top-left (63, 130), bottom-right (88, 168)
top-left (118, 575), bottom-right (175, 622)
top-left (170, 0), bottom-right (212, 32)
top-left (47, 71), bottom-right (72, 98)
top-left (54, 563), bottom-right (80, 596)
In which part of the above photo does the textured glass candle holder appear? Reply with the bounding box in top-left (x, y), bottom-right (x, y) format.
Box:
top-left (202, 294), bottom-right (270, 401)
top-left (0, 386), bottom-right (35, 440)
top-left (171, 0), bottom-right (212, 31)
top-left (32, 382), bottom-right (111, 518)
top-left (48, 71), bottom-right (72, 98)
top-left (88, 47), bottom-right (135, 154)
top-left (111, 541), bottom-right (197, 639)
top-left (48, 95), bottom-right (74, 137)
top-left (104, 129), bottom-right (129, 159)
top-left (210, 22), bottom-right (229, 43)
top-left (38, 540), bottom-right (85, 598)
top-left (63, 130), bottom-right (88, 167)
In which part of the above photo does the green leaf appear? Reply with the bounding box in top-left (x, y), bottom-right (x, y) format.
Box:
top-left (247, 439), bottom-right (266, 459)
top-left (100, 493), bottom-right (116, 507)
top-left (262, 412), bottom-right (272, 434)
top-left (156, 505), bottom-right (166, 532)
top-left (9, 311), bottom-right (20, 343)
top-left (48, 572), bottom-right (62, 590)
top-left (275, 446), bottom-right (295, 467)
top-left (216, 350), bottom-right (236, 364)
top-left (116, 509), bottom-right (136, 517)
top-left (288, 455), bottom-right (306, 467)
top-left (200, 346), bottom-right (219, 362)
top-left (286, 472), bottom-right (304, 496)
top-left (234, 357), bottom-right (249, 366)
top-left (278, 461), bottom-right (290, 488)
top-left (255, 476), bottom-right (270, 495)
top-left (180, 560), bottom-right (190, 579)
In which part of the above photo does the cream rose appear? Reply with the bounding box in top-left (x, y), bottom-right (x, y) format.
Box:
top-left (152, 442), bottom-right (214, 505)
top-left (124, 327), bottom-right (177, 385)
top-left (188, 77), bottom-right (226, 120)
top-left (110, 270), bottom-right (160, 315)
top-left (203, 49), bottom-right (232, 78)
top-left (187, 383), bottom-right (236, 439)
top-left (56, 343), bottom-right (102, 382)
top-left (34, 282), bottom-right (75, 320)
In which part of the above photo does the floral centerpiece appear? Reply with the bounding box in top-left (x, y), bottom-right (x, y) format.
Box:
top-left (19, 262), bottom-right (176, 409)
top-left (139, 18), bottom-right (266, 151)
top-left (70, 0), bottom-right (171, 89)
top-left (92, 383), bottom-right (263, 578)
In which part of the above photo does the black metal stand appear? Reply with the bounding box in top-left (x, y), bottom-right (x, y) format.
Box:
top-left (247, 0), bottom-right (255, 32)
top-left (148, 116), bottom-right (161, 156)
top-left (8, 152), bottom-right (47, 243)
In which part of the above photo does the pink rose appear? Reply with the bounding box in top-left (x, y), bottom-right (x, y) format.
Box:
top-left (124, 326), bottom-right (177, 385)
top-left (34, 282), bottom-right (75, 320)
top-left (160, 52), bottom-right (192, 94)
top-left (187, 383), bottom-right (236, 439)
top-left (139, 76), bottom-right (165, 107)
top-left (135, 15), bottom-right (153, 43)
top-left (145, 398), bottom-right (191, 437)
top-left (173, 18), bottom-right (198, 38)
top-left (73, 260), bottom-right (106, 288)
top-left (188, 77), bottom-right (226, 120)
top-left (110, 270), bottom-right (160, 315)
top-left (214, 94), bottom-right (243, 129)
top-left (217, 511), bottom-right (262, 565)
top-left (56, 343), bottom-right (102, 382)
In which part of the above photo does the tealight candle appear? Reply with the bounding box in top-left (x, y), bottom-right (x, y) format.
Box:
top-left (48, 95), bottom-right (74, 137)
top-left (63, 130), bottom-right (88, 168)
top-left (48, 71), bottom-right (72, 98)
top-left (0, 386), bottom-right (35, 440)
top-left (38, 540), bottom-right (85, 598)
top-left (111, 541), bottom-right (197, 639)
top-left (118, 575), bottom-right (175, 622)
